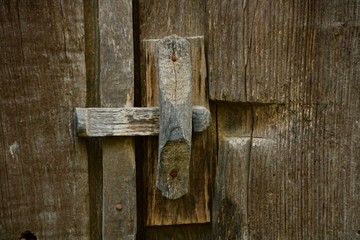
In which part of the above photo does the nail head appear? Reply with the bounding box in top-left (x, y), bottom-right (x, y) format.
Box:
top-left (115, 203), bottom-right (123, 211)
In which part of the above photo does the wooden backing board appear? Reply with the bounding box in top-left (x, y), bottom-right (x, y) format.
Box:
top-left (141, 37), bottom-right (213, 226)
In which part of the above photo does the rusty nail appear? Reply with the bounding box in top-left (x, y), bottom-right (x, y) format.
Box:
top-left (170, 169), bottom-right (178, 178)
top-left (115, 203), bottom-right (123, 211)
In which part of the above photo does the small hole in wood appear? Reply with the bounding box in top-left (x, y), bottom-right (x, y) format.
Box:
top-left (170, 169), bottom-right (178, 178)
top-left (357, 230), bottom-right (360, 235)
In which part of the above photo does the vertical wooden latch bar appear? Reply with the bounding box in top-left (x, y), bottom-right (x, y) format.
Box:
top-left (156, 36), bottom-right (192, 199)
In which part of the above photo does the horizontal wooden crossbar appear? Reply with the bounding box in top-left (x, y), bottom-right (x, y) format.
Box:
top-left (75, 106), bottom-right (211, 137)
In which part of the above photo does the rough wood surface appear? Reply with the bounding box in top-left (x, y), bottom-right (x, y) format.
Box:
top-left (0, 1), bottom-right (89, 239)
top-left (140, 36), bottom-right (213, 226)
top-left (156, 36), bottom-right (193, 199)
top-left (83, 0), bottom-right (101, 238)
top-left (145, 224), bottom-right (212, 240)
top-left (97, 0), bottom-right (137, 239)
top-left (215, 103), bottom-right (279, 239)
top-left (212, 1), bottom-right (360, 239)
top-left (75, 107), bottom-right (211, 137)
top-left (139, 1), bottom-right (206, 40)
top-left (208, 0), bottom-right (318, 103)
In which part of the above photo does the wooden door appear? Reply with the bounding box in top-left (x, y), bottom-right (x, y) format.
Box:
top-left (1, 1), bottom-right (359, 240)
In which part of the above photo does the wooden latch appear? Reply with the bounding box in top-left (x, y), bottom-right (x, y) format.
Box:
top-left (75, 35), bottom-right (211, 199)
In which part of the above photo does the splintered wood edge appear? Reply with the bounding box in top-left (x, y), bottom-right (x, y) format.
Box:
top-left (75, 106), bottom-right (211, 137)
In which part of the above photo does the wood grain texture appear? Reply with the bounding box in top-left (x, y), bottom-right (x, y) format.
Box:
top-left (0, 1), bottom-right (89, 239)
top-left (140, 36), bottom-right (213, 226)
top-left (83, 0), bottom-right (102, 238)
top-left (157, 36), bottom-right (193, 199)
top-left (98, 0), bottom-right (137, 239)
top-left (215, 103), bottom-right (280, 239)
top-left (75, 107), bottom-right (210, 137)
top-left (139, 0), bottom-right (206, 39)
top-left (208, 0), bottom-right (320, 103)
top-left (212, 1), bottom-right (360, 239)
top-left (145, 224), bottom-right (212, 240)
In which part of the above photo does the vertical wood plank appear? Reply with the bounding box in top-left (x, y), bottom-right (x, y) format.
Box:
top-left (311, 2), bottom-right (360, 237)
top-left (207, 0), bottom-right (246, 102)
top-left (83, 1), bottom-right (101, 239)
top-left (140, 0), bottom-right (206, 39)
top-left (214, 103), bottom-right (252, 239)
top-left (98, 0), bottom-right (136, 239)
top-left (0, 1), bottom-right (89, 239)
top-left (208, 0), bottom-right (319, 103)
top-left (212, 0), bottom-right (360, 239)
top-left (157, 36), bottom-right (193, 199)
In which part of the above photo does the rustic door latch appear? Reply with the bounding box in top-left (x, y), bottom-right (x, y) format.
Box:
top-left (75, 35), bottom-right (211, 199)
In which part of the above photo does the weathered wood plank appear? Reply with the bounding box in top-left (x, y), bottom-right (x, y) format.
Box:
top-left (212, 1), bottom-right (360, 239)
top-left (98, 0), bottom-right (136, 239)
top-left (215, 103), bottom-right (280, 239)
top-left (208, 0), bottom-right (319, 103)
top-left (139, 1), bottom-right (206, 39)
top-left (145, 224), bottom-right (212, 240)
top-left (214, 104), bottom-right (250, 240)
top-left (207, 1), bottom-right (246, 102)
top-left (75, 107), bottom-right (211, 137)
top-left (156, 36), bottom-right (193, 199)
top-left (141, 35), bottom-right (213, 226)
top-left (0, 1), bottom-right (89, 239)
top-left (83, 0), bottom-right (102, 238)
top-left (310, 2), bottom-right (360, 238)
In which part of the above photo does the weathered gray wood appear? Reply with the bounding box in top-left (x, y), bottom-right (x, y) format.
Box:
top-left (191, 106), bottom-right (212, 133)
top-left (141, 35), bottom-right (213, 226)
top-left (98, 0), bottom-right (137, 239)
top-left (156, 36), bottom-right (193, 199)
top-left (0, 1), bottom-right (89, 239)
top-left (75, 106), bottom-right (211, 137)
